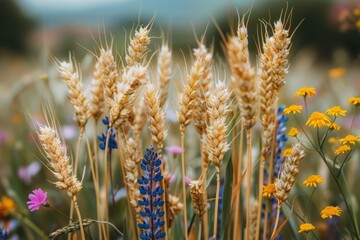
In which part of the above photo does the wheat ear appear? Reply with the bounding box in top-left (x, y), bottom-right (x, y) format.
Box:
top-left (144, 83), bottom-right (167, 154)
top-left (125, 25), bottom-right (151, 67)
top-left (193, 43), bottom-right (213, 136)
top-left (158, 44), bottom-right (172, 108)
top-left (271, 143), bottom-right (304, 238)
top-left (55, 56), bottom-right (90, 130)
top-left (109, 65), bottom-right (148, 130)
top-left (98, 47), bottom-right (119, 105)
top-left (90, 62), bottom-right (105, 122)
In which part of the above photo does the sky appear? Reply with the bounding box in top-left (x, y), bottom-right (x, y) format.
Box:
top-left (17, 0), bottom-right (253, 27)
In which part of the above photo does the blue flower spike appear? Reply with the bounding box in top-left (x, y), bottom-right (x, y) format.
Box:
top-left (137, 146), bottom-right (166, 240)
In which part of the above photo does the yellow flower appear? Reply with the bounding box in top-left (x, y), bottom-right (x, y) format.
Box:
top-left (283, 148), bottom-right (293, 157)
top-left (306, 112), bottom-right (331, 128)
top-left (339, 135), bottom-right (360, 145)
top-left (356, 20), bottom-right (360, 29)
top-left (288, 127), bottom-right (299, 137)
top-left (0, 196), bottom-right (16, 217)
top-left (327, 122), bottom-right (341, 131)
top-left (335, 145), bottom-right (351, 155)
top-left (320, 206), bottom-right (341, 219)
top-left (284, 105), bottom-right (303, 115)
top-left (349, 97), bottom-right (360, 106)
top-left (328, 67), bottom-right (345, 78)
top-left (303, 175), bottom-right (324, 187)
top-left (298, 223), bottom-right (316, 233)
top-left (328, 137), bottom-right (337, 144)
top-left (294, 87), bottom-right (316, 97)
top-left (262, 183), bottom-right (276, 197)
top-left (325, 106), bottom-right (347, 117)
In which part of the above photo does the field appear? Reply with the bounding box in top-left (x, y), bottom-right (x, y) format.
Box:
top-left (0, 1), bottom-right (360, 240)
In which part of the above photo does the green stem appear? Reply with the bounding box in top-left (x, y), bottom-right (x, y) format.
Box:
top-left (337, 151), bottom-right (352, 177)
top-left (12, 211), bottom-right (49, 239)
top-left (302, 188), bottom-right (316, 219)
top-left (316, 150), bottom-right (360, 239)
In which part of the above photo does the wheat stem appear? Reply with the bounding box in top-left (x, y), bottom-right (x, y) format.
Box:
top-left (270, 204), bottom-right (281, 240)
top-left (181, 133), bottom-right (189, 240)
top-left (84, 134), bottom-right (106, 239)
top-left (213, 169), bottom-right (220, 238)
top-left (234, 122), bottom-right (244, 240)
top-left (245, 131), bottom-right (253, 240)
top-left (73, 197), bottom-right (85, 240)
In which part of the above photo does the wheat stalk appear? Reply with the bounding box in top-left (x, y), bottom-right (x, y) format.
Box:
top-left (256, 17), bottom-right (292, 240)
top-left (38, 126), bottom-right (85, 240)
top-left (271, 143), bottom-right (304, 239)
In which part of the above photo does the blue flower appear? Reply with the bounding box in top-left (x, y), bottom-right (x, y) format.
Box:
top-left (137, 146), bottom-right (166, 240)
top-left (98, 117), bottom-right (117, 151)
top-left (0, 229), bottom-right (8, 240)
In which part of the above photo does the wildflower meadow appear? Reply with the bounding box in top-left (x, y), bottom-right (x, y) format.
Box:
top-left (1, 1), bottom-right (360, 240)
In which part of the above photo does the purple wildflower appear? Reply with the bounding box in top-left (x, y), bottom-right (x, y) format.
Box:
top-left (165, 146), bottom-right (182, 155)
top-left (27, 188), bottom-right (47, 212)
top-left (18, 162), bottom-right (41, 184)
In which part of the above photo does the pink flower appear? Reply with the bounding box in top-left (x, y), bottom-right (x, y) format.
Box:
top-left (27, 188), bottom-right (47, 211)
top-left (166, 146), bottom-right (182, 155)
top-left (185, 176), bottom-right (191, 186)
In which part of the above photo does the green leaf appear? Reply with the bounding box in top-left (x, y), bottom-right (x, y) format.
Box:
top-left (221, 153), bottom-right (233, 239)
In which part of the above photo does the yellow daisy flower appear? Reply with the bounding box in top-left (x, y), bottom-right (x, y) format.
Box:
top-left (294, 87), bottom-right (316, 97)
top-left (320, 206), bottom-right (341, 219)
top-left (284, 105), bottom-right (303, 115)
top-left (335, 145), bottom-right (351, 155)
top-left (349, 97), bottom-right (360, 106)
top-left (298, 223), bottom-right (316, 233)
top-left (262, 183), bottom-right (276, 198)
top-left (288, 127), bottom-right (299, 137)
top-left (327, 122), bottom-right (341, 131)
top-left (328, 67), bottom-right (345, 78)
top-left (325, 106), bottom-right (347, 117)
top-left (283, 148), bottom-right (293, 157)
top-left (303, 175), bottom-right (324, 187)
top-left (306, 112), bottom-right (331, 128)
top-left (339, 135), bottom-right (360, 145)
